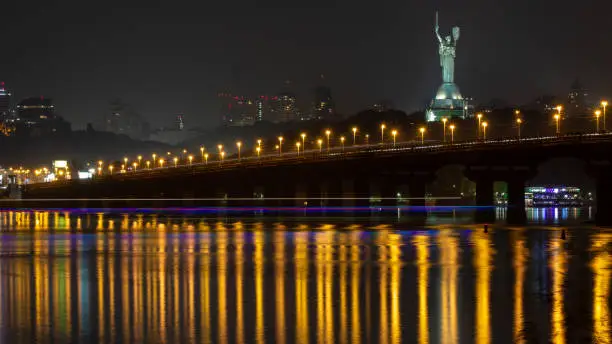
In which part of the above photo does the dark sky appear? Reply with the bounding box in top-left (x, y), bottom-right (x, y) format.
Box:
top-left (0, 0), bottom-right (610, 129)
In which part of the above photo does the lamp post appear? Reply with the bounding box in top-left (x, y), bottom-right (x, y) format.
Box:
top-left (257, 139), bottom-right (262, 148)
top-left (296, 142), bottom-right (301, 156)
top-left (220, 151), bottom-right (225, 163)
top-left (137, 155), bottom-right (142, 167)
top-left (123, 157), bottom-right (128, 167)
top-left (391, 130), bottom-right (397, 146)
top-left (419, 127), bottom-right (425, 145)
top-left (365, 134), bottom-right (369, 145)
top-left (317, 139), bottom-right (323, 152)
top-left (482, 122), bottom-right (488, 140)
top-left (278, 136), bottom-right (283, 155)
top-left (442, 117), bottom-right (447, 142)
top-left (188, 155), bottom-right (193, 165)
top-left (152, 153), bottom-right (157, 166)
top-left (204, 153), bottom-right (209, 164)
top-left (477, 113), bottom-right (483, 139)
top-left (200, 146), bottom-right (205, 162)
top-left (173, 157), bottom-right (178, 167)
top-left (159, 159), bottom-right (165, 168)
top-left (380, 124), bottom-right (386, 143)
top-left (516, 118), bottom-right (522, 139)
top-left (449, 124), bottom-right (455, 143)
top-left (300, 133), bottom-right (306, 150)
top-left (133, 162), bottom-right (138, 171)
top-left (236, 141), bottom-right (242, 160)
top-left (352, 127), bottom-right (357, 145)
top-left (554, 113), bottom-right (561, 135)
top-left (146, 161), bottom-right (150, 169)
top-left (602, 101), bottom-right (608, 131)
top-left (340, 136), bottom-right (345, 151)
top-left (596, 110), bottom-right (602, 133)
top-left (109, 165), bottom-right (114, 174)
top-left (325, 130), bottom-right (331, 152)
top-left (255, 147), bottom-right (261, 159)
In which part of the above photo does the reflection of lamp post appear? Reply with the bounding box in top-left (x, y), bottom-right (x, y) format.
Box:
top-left (442, 117), bottom-right (447, 142)
top-left (380, 124), bottom-right (386, 143)
top-left (325, 130), bottom-right (331, 152)
top-left (419, 127), bottom-right (425, 144)
top-left (449, 124), bottom-right (455, 143)
top-left (516, 118), bottom-right (522, 139)
top-left (482, 122), bottom-right (488, 140)
top-left (352, 127), bottom-right (357, 145)
top-left (595, 110), bottom-right (601, 132)
top-left (391, 130), bottom-right (397, 146)
top-left (477, 113), bottom-right (483, 138)
top-left (602, 101), bottom-right (608, 130)
top-left (278, 137), bottom-right (283, 155)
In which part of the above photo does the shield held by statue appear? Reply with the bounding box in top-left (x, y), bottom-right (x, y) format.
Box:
top-left (452, 26), bottom-right (460, 41)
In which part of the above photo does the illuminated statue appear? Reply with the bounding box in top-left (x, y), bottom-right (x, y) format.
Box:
top-left (435, 11), bottom-right (460, 84)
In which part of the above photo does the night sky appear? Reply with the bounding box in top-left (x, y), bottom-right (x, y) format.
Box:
top-left (0, 0), bottom-right (610, 129)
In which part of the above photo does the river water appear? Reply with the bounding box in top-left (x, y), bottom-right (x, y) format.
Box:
top-left (0, 207), bottom-right (609, 343)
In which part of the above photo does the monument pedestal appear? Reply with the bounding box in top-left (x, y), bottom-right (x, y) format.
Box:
top-left (426, 82), bottom-right (467, 122)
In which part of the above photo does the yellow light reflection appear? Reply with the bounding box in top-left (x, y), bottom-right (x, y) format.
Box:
top-left (339, 236), bottom-right (348, 344)
top-left (414, 234), bottom-right (430, 344)
top-left (591, 233), bottom-right (611, 344)
top-left (389, 233), bottom-right (401, 344)
top-left (550, 235), bottom-right (567, 344)
top-left (350, 232), bottom-right (361, 344)
top-left (295, 231), bottom-right (309, 344)
top-left (254, 230), bottom-right (265, 344)
top-left (378, 231), bottom-right (389, 344)
top-left (275, 231), bottom-right (286, 344)
top-left (218, 231), bottom-right (228, 344)
top-left (512, 231), bottom-right (528, 344)
top-left (472, 230), bottom-right (493, 344)
top-left (235, 231), bottom-right (245, 344)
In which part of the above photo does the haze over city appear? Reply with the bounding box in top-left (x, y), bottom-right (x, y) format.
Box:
top-left (1, 0), bottom-right (610, 128)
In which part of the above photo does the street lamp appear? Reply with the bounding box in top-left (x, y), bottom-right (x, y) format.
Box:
top-left (173, 157), bottom-right (178, 167)
top-left (137, 155), bottom-right (142, 166)
top-left (220, 151), bottom-right (225, 163)
top-left (419, 127), bottom-right (426, 144)
top-left (255, 146), bottom-right (261, 158)
top-left (200, 146), bottom-right (205, 161)
top-left (188, 155), bottom-right (193, 165)
top-left (109, 165), bottom-right (114, 174)
top-left (152, 153), bottom-right (157, 164)
top-left (278, 136), bottom-right (283, 155)
top-left (204, 153), bottom-right (209, 164)
top-left (482, 121), bottom-right (488, 140)
top-left (352, 127), bottom-right (357, 145)
top-left (159, 158), bottom-right (165, 168)
top-left (123, 157), bottom-right (128, 166)
top-left (391, 130), bottom-right (397, 146)
top-left (98, 160), bottom-right (103, 168)
top-left (146, 161), bottom-right (151, 169)
top-left (554, 113), bottom-right (561, 135)
top-left (317, 139), bottom-right (323, 152)
top-left (300, 133), bottom-right (306, 150)
top-left (257, 139), bottom-right (262, 148)
top-left (325, 130), bottom-right (331, 152)
top-left (380, 124), bottom-right (386, 143)
top-left (340, 136), bottom-right (345, 151)
top-left (296, 141), bottom-right (301, 155)
top-left (595, 110), bottom-right (602, 132)
top-left (477, 113), bottom-right (483, 138)
top-left (365, 134), bottom-right (369, 145)
top-left (217, 144), bottom-right (223, 154)
top-left (516, 118), bottom-right (522, 139)
top-left (602, 100), bottom-right (608, 130)
top-left (449, 124), bottom-right (456, 143)
top-left (133, 162), bottom-right (138, 171)
top-left (442, 117), bottom-right (448, 142)
top-left (236, 141), bottom-right (242, 160)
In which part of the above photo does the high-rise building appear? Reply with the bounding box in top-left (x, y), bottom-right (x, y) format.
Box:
top-left (0, 82), bottom-right (11, 118)
top-left (311, 85), bottom-right (335, 119)
top-left (15, 97), bottom-right (70, 136)
top-left (566, 79), bottom-right (590, 117)
top-left (219, 93), bottom-right (258, 127)
top-left (270, 92), bottom-right (299, 123)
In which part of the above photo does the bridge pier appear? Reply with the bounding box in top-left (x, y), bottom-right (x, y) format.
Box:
top-left (353, 178), bottom-right (371, 208)
top-left (506, 177), bottom-right (529, 224)
top-left (586, 161), bottom-right (612, 226)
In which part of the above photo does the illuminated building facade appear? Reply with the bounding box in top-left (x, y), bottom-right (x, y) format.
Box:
top-left (309, 86), bottom-right (335, 120)
top-left (219, 93), bottom-right (261, 127)
top-left (0, 82), bottom-right (11, 118)
top-left (270, 92), bottom-right (299, 123)
top-left (14, 97), bottom-right (71, 136)
top-left (525, 186), bottom-right (583, 207)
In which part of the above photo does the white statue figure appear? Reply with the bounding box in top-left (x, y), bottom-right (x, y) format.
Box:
top-left (435, 12), bottom-right (460, 84)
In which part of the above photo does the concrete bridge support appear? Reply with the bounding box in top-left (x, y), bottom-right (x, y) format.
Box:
top-left (586, 161), bottom-right (612, 226)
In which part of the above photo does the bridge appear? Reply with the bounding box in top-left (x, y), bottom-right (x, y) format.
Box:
top-left (23, 133), bottom-right (612, 225)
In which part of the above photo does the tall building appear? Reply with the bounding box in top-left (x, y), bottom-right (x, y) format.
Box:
top-left (15, 97), bottom-right (70, 136)
top-left (566, 79), bottom-right (590, 117)
top-left (270, 92), bottom-right (299, 123)
top-left (311, 85), bottom-right (335, 120)
top-left (219, 93), bottom-right (258, 127)
top-left (0, 82), bottom-right (11, 118)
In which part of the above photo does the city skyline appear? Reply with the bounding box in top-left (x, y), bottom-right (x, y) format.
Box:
top-left (0, 0), bottom-right (610, 129)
